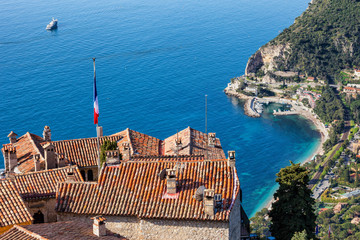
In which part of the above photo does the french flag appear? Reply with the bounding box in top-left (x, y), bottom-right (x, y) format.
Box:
top-left (93, 59), bottom-right (99, 124)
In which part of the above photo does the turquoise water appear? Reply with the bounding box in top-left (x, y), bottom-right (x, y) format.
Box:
top-left (0, 0), bottom-right (316, 217)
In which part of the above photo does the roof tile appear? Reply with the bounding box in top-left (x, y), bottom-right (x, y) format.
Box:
top-left (56, 158), bottom-right (238, 221)
top-left (0, 180), bottom-right (32, 228)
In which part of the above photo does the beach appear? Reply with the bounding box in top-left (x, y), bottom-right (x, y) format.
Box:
top-left (224, 88), bottom-right (329, 212)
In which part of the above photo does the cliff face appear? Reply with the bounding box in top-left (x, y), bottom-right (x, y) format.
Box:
top-left (244, 0), bottom-right (360, 81)
top-left (245, 44), bottom-right (289, 76)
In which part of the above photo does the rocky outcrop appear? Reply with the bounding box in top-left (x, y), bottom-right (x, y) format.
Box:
top-left (245, 51), bottom-right (263, 75)
top-left (245, 43), bottom-right (290, 76)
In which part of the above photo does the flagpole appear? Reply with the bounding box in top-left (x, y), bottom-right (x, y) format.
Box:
top-left (93, 58), bottom-right (101, 175)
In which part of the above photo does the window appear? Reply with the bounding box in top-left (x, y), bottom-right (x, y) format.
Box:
top-left (80, 170), bottom-right (86, 180)
top-left (88, 170), bottom-right (94, 181)
top-left (33, 210), bottom-right (44, 224)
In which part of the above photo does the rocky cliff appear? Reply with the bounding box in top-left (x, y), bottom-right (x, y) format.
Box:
top-left (245, 44), bottom-right (290, 76)
top-left (244, 0), bottom-right (360, 82)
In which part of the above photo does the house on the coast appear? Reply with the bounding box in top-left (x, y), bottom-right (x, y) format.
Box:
top-left (354, 68), bottom-right (360, 78)
top-left (344, 86), bottom-right (360, 96)
top-left (55, 153), bottom-right (250, 240)
top-left (307, 76), bottom-right (315, 82)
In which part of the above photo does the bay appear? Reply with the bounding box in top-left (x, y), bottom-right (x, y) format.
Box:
top-left (0, 0), bottom-right (316, 216)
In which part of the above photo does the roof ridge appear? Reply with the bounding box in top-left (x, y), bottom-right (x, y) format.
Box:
top-left (127, 128), bottom-right (161, 140)
top-left (13, 225), bottom-right (48, 240)
top-left (59, 181), bottom-right (98, 185)
top-left (126, 128), bottom-right (134, 155)
top-left (50, 134), bottom-right (121, 143)
top-left (27, 132), bottom-right (44, 159)
top-left (14, 165), bottom-right (76, 177)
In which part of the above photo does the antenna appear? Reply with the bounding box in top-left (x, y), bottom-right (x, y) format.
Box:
top-left (205, 94), bottom-right (208, 160)
top-left (205, 94), bottom-right (208, 135)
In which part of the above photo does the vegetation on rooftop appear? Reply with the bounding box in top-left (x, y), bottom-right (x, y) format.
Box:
top-left (100, 139), bottom-right (118, 167)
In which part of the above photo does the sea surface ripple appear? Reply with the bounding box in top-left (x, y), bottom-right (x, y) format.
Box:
top-left (0, 0), bottom-right (314, 216)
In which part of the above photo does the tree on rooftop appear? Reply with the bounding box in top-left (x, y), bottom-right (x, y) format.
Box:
top-left (269, 161), bottom-right (316, 240)
top-left (100, 139), bottom-right (118, 167)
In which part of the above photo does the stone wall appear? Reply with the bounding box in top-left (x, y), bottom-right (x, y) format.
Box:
top-left (79, 166), bottom-right (99, 181)
top-left (57, 213), bottom-right (229, 240)
top-left (25, 198), bottom-right (57, 223)
top-left (229, 192), bottom-right (241, 240)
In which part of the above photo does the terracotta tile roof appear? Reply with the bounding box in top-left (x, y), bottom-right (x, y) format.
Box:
top-left (128, 155), bottom-right (205, 162)
top-left (0, 222), bottom-right (126, 240)
top-left (50, 133), bottom-right (126, 167)
top-left (12, 166), bottom-right (83, 200)
top-left (163, 127), bottom-right (225, 160)
top-left (0, 180), bottom-right (33, 228)
top-left (0, 225), bottom-right (45, 240)
top-left (2, 133), bottom-right (44, 173)
top-left (344, 86), bottom-right (360, 92)
top-left (56, 159), bottom-right (239, 221)
top-left (126, 129), bottom-right (161, 156)
top-left (2, 127), bottom-right (225, 170)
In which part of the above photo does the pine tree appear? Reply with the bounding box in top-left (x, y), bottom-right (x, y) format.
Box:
top-left (269, 162), bottom-right (316, 240)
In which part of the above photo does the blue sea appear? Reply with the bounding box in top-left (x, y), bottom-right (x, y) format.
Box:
top-left (0, 0), bottom-right (315, 217)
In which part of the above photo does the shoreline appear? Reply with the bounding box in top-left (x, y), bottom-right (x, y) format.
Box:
top-left (224, 88), bottom-right (329, 212)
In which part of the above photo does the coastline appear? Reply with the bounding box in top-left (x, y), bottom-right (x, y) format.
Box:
top-left (224, 88), bottom-right (329, 212)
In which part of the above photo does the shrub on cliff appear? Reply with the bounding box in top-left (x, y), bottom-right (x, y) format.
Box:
top-left (253, 0), bottom-right (360, 81)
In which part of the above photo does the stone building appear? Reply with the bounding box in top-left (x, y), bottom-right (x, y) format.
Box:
top-left (11, 166), bottom-right (83, 223)
top-left (55, 154), bottom-right (250, 240)
top-left (1, 126), bottom-right (225, 180)
top-left (0, 165), bottom-right (83, 231)
top-left (0, 218), bottom-right (127, 239)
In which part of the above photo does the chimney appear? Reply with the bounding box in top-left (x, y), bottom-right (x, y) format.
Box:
top-left (97, 126), bottom-right (103, 138)
top-left (105, 150), bottom-right (120, 165)
top-left (43, 126), bottom-right (51, 141)
top-left (66, 170), bottom-right (76, 182)
top-left (166, 169), bottom-right (177, 194)
top-left (5, 172), bottom-right (16, 179)
top-left (122, 142), bottom-right (131, 161)
top-left (34, 154), bottom-right (41, 172)
top-left (203, 189), bottom-right (215, 216)
top-left (174, 136), bottom-right (182, 156)
top-left (208, 133), bottom-right (216, 147)
top-left (92, 216), bottom-right (107, 237)
top-left (175, 137), bottom-right (182, 147)
top-left (7, 131), bottom-right (18, 144)
top-left (8, 146), bottom-right (17, 172)
top-left (3, 147), bottom-right (10, 172)
top-left (57, 153), bottom-right (66, 168)
top-left (214, 194), bottom-right (223, 209)
top-left (228, 150), bottom-right (235, 168)
top-left (43, 143), bottom-right (56, 170)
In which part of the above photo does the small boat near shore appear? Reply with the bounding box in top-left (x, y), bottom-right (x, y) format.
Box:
top-left (46, 18), bottom-right (58, 30)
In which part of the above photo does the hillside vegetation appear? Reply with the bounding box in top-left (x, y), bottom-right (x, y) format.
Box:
top-left (249, 0), bottom-right (360, 82)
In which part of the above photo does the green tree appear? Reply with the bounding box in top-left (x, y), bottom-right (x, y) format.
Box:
top-left (291, 230), bottom-right (309, 240)
top-left (250, 208), bottom-right (271, 239)
top-left (269, 162), bottom-right (316, 240)
top-left (100, 139), bottom-right (118, 167)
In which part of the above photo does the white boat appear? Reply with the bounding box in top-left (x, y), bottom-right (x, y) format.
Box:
top-left (46, 18), bottom-right (58, 30)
